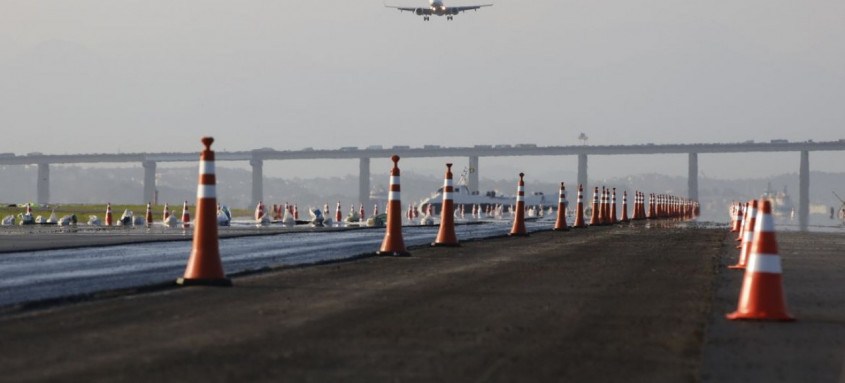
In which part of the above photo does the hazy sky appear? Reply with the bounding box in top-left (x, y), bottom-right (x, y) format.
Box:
top-left (1, 0), bottom-right (844, 181)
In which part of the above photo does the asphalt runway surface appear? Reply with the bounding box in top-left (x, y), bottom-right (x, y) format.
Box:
top-left (0, 221), bottom-right (842, 382)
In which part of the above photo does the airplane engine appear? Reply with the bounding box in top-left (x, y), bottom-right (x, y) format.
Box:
top-left (415, 8), bottom-right (425, 15)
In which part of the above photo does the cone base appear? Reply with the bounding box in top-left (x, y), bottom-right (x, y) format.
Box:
top-left (176, 277), bottom-right (232, 287)
top-left (553, 227), bottom-right (570, 232)
top-left (572, 225), bottom-right (587, 229)
top-left (508, 232), bottom-right (529, 237)
top-left (376, 250), bottom-right (411, 257)
top-left (725, 311), bottom-right (795, 321)
top-left (727, 264), bottom-right (746, 270)
top-left (431, 242), bottom-right (460, 247)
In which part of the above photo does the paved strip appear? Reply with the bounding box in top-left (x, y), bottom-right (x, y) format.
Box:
top-left (701, 231), bottom-right (845, 382)
top-left (0, 224), bottom-right (721, 382)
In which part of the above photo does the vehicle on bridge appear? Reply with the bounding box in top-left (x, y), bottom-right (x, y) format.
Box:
top-left (385, 0), bottom-right (492, 21)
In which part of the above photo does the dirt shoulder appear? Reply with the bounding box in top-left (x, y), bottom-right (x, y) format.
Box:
top-left (1, 224), bottom-right (721, 382)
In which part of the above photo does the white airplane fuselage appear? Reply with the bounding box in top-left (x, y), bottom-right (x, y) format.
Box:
top-left (430, 0), bottom-right (447, 15)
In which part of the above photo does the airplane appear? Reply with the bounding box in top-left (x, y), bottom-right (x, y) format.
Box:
top-left (385, 0), bottom-right (493, 21)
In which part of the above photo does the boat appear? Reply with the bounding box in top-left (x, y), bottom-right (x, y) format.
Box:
top-left (760, 183), bottom-right (794, 218)
top-left (417, 176), bottom-right (553, 214)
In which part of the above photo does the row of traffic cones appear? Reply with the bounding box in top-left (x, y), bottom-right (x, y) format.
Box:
top-left (97, 201), bottom-right (192, 228)
top-left (725, 199), bottom-right (794, 321)
top-left (177, 140), bottom-right (701, 287)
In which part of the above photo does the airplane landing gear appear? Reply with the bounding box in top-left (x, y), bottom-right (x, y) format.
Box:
top-left (423, 16), bottom-right (430, 21)
top-left (447, 16), bottom-right (453, 20)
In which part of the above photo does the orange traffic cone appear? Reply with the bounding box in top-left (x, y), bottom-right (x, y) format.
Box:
top-left (181, 200), bottom-right (191, 229)
top-left (163, 203), bottom-right (170, 221)
top-left (572, 184), bottom-right (587, 228)
top-left (254, 201), bottom-right (265, 221)
top-left (359, 204), bottom-right (366, 221)
top-left (620, 191), bottom-right (629, 222)
top-left (509, 173), bottom-right (529, 236)
top-left (610, 188), bottom-right (618, 224)
top-left (730, 200), bottom-right (758, 270)
top-left (105, 203), bottom-right (113, 226)
top-left (554, 182), bottom-right (569, 231)
top-left (177, 137), bottom-right (231, 286)
top-left (726, 199), bottom-right (794, 321)
top-left (432, 163), bottom-right (459, 246)
top-left (335, 201), bottom-right (342, 226)
top-left (736, 202), bottom-right (750, 243)
top-left (377, 155), bottom-right (410, 256)
top-left (144, 202), bottom-right (153, 228)
top-left (588, 187), bottom-right (600, 226)
top-left (731, 203), bottom-right (743, 232)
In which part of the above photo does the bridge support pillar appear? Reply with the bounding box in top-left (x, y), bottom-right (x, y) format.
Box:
top-left (688, 153), bottom-right (699, 202)
top-left (142, 161), bottom-right (156, 204)
top-left (468, 156), bottom-right (479, 193)
top-left (799, 150), bottom-right (809, 231)
top-left (251, 158), bottom-right (263, 209)
top-left (577, 154), bottom-right (588, 192)
top-left (37, 163), bottom-right (50, 205)
top-left (359, 157), bottom-right (370, 209)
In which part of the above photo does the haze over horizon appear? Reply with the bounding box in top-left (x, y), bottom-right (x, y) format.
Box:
top-left (2, 0), bottom-right (843, 180)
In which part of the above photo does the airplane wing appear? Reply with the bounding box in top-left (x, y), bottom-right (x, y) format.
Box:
top-left (448, 4), bottom-right (493, 13)
top-left (384, 5), bottom-right (422, 12)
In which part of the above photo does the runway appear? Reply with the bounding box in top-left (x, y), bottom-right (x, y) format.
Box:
top-left (0, 219), bottom-right (549, 308)
top-left (0, 221), bottom-right (842, 382)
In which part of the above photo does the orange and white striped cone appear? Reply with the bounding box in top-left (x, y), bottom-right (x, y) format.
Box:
top-left (620, 191), bottom-right (629, 222)
top-left (610, 188), bottom-right (618, 224)
top-left (630, 193), bottom-right (639, 220)
top-left (736, 202), bottom-right (750, 243)
top-left (293, 204), bottom-right (299, 220)
top-left (377, 155), bottom-right (410, 256)
top-left (509, 173), bottom-right (529, 236)
top-left (730, 200), bottom-right (758, 270)
top-left (726, 199), bottom-right (794, 321)
top-left (26, 203), bottom-right (32, 215)
top-left (335, 202), bottom-right (342, 225)
top-left (554, 182), bottom-right (569, 231)
top-left (177, 137), bottom-right (231, 287)
top-left (730, 203), bottom-right (741, 232)
top-left (163, 203), bottom-right (170, 221)
top-left (254, 201), bottom-right (265, 221)
top-left (373, 204), bottom-right (379, 218)
top-left (105, 203), bottom-right (113, 226)
top-left (598, 186), bottom-right (607, 226)
top-left (359, 204), bottom-right (366, 221)
top-left (572, 184), bottom-right (587, 228)
top-left (635, 192), bottom-right (643, 220)
top-left (144, 202), bottom-right (153, 228)
top-left (432, 163), bottom-right (459, 247)
top-left (646, 193), bottom-right (654, 219)
top-left (181, 201), bottom-right (191, 229)
top-left (589, 187), bottom-right (600, 226)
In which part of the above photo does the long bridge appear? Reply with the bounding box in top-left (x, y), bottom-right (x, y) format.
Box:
top-left (2, 140), bottom-right (844, 230)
